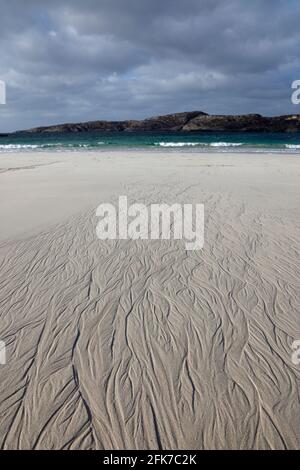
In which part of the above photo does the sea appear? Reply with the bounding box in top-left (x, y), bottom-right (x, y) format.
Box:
top-left (1, 131), bottom-right (300, 153)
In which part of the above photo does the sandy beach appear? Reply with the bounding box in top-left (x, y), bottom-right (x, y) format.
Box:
top-left (0, 150), bottom-right (300, 450)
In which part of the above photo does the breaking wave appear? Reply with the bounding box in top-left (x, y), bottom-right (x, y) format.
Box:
top-left (155, 142), bottom-right (244, 148)
top-left (209, 142), bottom-right (243, 147)
top-left (285, 144), bottom-right (300, 149)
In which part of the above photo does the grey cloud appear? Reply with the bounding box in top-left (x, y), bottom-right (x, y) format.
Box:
top-left (0, 0), bottom-right (299, 131)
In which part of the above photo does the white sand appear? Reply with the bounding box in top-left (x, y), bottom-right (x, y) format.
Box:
top-left (0, 150), bottom-right (300, 449)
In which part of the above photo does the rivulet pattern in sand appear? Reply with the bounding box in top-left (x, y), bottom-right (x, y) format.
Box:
top-left (0, 152), bottom-right (299, 449)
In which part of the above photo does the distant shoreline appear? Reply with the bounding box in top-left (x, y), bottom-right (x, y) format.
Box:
top-left (6, 111), bottom-right (300, 135)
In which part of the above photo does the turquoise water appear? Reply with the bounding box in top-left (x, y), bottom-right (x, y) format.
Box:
top-left (1, 131), bottom-right (300, 152)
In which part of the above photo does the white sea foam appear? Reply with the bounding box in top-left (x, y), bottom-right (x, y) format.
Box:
top-left (0, 143), bottom-right (97, 151)
top-left (155, 141), bottom-right (244, 148)
top-left (156, 142), bottom-right (201, 147)
top-left (209, 142), bottom-right (243, 147)
top-left (285, 144), bottom-right (300, 149)
top-left (0, 143), bottom-right (65, 150)
top-left (0, 144), bottom-right (39, 149)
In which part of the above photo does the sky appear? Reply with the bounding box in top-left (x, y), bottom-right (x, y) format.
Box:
top-left (0, 0), bottom-right (299, 132)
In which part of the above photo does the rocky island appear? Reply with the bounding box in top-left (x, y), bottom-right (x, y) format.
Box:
top-left (13, 111), bottom-right (300, 134)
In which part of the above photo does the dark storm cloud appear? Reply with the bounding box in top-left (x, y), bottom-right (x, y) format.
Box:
top-left (0, 0), bottom-right (299, 131)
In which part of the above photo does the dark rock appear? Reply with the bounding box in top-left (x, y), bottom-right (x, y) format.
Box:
top-left (123, 111), bottom-right (206, 132)
top-left (182, 114), bottom-right (300, 132)
top-left (13, 112), bottom-right (300, 134)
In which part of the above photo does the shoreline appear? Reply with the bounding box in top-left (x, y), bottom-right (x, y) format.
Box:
top-left (2, 147), bottom-right (300, 155)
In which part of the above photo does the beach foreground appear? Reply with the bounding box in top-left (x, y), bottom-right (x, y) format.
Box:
top-left (0, 150), bottom-right (300, 449)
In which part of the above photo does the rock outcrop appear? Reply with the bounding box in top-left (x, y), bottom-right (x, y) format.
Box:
top-left (15, 111), bottom-right (300, 134)
top-left (182, 114), bottom-right (300, 132)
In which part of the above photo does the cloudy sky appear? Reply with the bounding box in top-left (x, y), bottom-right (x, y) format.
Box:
top-left (0, 0), bottom-right (299, 132)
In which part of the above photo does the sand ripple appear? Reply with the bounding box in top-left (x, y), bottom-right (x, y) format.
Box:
top-left (0, 183), bottom-right (300, 449)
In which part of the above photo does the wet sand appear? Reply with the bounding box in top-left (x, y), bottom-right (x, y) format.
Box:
top-left (0, 150), bottom-right (300, 449)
